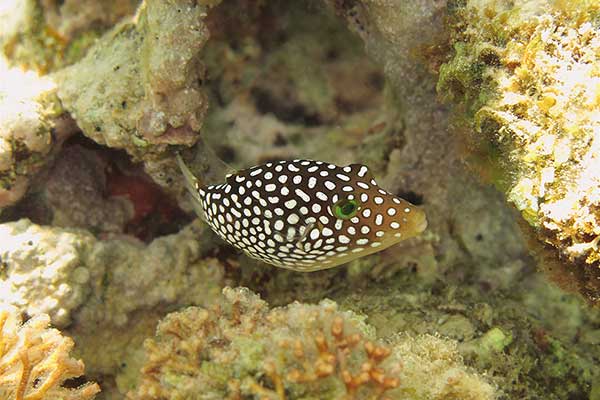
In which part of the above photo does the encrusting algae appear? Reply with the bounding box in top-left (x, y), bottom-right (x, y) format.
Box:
top-left (0, 305), bottom-right (100, 400)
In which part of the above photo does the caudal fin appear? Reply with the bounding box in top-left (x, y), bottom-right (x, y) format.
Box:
top-left (176, 152), bottom-right (207, 220)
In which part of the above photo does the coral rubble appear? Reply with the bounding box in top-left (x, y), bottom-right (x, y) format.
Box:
top-left (0, 305), bottom-right (100, 400)
top-left (437, 0), bottom-right (600, 304)
top-left (129, 287), bottom-right (496, 400)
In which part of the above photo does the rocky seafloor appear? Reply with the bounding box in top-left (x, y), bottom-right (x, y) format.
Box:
top-left (0, 1), bottom-right (599, 399)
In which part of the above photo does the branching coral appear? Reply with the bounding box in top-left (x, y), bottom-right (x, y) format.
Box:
top-left (129, 287), bottom-right (495, 400)
top-left (0, 305), bottom-right (100, 400)
top-left (284, 321), bottom-right (399, 394)
top-left (437, 0), bottom-right (600, 304)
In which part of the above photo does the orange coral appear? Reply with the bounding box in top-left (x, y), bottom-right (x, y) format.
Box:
top-left (0, 308), bottom-right (100, 400)
top-left (283, 316), bottom-right (398, 400)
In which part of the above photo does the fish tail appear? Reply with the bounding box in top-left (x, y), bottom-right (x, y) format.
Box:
top-left (176, 153), bottom-right (202, 197)
top-left (176, 152), bottom-right (208, 221)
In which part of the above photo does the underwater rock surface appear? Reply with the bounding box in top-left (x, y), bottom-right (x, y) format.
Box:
top-left (0, 0), bottom-right (599, 399)
top-left (54, 0), bottom-right (213, 195)
top-left (0, 218), bottom-right (223, 327)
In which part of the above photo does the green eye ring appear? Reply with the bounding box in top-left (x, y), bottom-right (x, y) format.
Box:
top-left (333, 198), bottom-right (360, 219)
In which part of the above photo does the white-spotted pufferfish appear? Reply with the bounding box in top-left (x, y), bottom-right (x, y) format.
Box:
top-left (178, 155), bottom-right (427, 271)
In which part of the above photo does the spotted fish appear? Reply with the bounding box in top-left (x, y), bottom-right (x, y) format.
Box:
top-left (177, 156), bottom-right (427, 271)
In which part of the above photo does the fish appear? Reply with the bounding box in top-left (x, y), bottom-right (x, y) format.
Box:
top-left (177, 155), bottom-right (427, 271)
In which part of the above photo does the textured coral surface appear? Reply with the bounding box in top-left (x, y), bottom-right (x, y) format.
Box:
top-left (55, 0), bottom-right (211, 165)
top-left (0, 0), bottom-right (599, 399)
top-left (438, 0), bottom-right (600, 304)
top-left (0, 305), bottom-right (99, 400)
top-left (0, 219), bottom-right (224, 328)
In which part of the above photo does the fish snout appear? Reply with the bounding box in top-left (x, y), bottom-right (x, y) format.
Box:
top-left (385, 199), bottom-right (427, 241)
top-left (412, 206), bottom-right (428, 233)
top-left (403, 205), bottom-right (427, 237)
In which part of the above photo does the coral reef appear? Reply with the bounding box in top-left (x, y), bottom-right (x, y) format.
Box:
top-left (336, 265), bottom-right (599, 399)
top-left (0, 0), bottom-right (599, 398)
top-left (0, 219), bottom-right (96, 327)
top-left (437, 0), bottom-right (600, 304)
top-left (129, 287), bottom-right (496, 400)
top-left (0, 304), bottom-right (100, 400)
top-left (0, 217), bottom-right (227, 396)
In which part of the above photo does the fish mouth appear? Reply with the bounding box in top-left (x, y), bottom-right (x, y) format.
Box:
top-left (414, 208), bottom-right (428, 233)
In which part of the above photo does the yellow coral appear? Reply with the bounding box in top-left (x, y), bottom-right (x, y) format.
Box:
top-left (0, 306), bottom-right (100, 400)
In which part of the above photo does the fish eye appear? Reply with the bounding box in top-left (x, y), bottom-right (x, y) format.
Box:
top-left (333, 198), bottom-right (360, 219)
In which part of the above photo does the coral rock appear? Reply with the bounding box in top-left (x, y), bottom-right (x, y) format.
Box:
top-left (0, 218), bottom-right (223, 328)
top-left (0, 57), bottom-right (66, 208)
top-left (55, 0), bottom-right (215, 165)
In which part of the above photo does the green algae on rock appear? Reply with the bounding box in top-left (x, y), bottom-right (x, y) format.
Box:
top-left (437, 0), bottom-right (600, 304)
top-left (128, 287), bottom-right (496, 400)
top-left (336, 267), bottom-right (599, 400)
